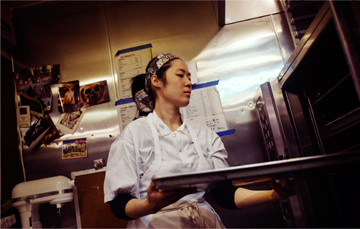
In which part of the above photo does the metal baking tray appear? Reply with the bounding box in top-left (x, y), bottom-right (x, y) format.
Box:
top-left (152, 151), bottom-right (360, 191)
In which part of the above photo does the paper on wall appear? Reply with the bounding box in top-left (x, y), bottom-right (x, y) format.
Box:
top-left (115, 45), bottom-right (152, 99)
top-left (181, 86), bottom-right (228, 133)
top-left (117, 102), bottom-right (138, 132)
top-left (186, 61), bottom-right (198, 85)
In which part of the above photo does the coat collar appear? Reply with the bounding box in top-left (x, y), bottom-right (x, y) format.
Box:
top-left (151, 111), bottom-right (187, 137)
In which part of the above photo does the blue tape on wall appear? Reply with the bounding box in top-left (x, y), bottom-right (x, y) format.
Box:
top-left (216, 129), bottom-right (236, 137)
top-left (115, 97), bottom-right (134, 106)
top-left (115, 44), bottom-right (152, 57)
top-left (192, 80), bottom-right (219, 90)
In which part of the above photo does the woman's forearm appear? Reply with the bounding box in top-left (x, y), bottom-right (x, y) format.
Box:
top-left (125, 198), bottom-right (155, 219)
top-left (234, 187), bottom-right (277, 209)
top-left (234, 179), bottom-right (295, 209)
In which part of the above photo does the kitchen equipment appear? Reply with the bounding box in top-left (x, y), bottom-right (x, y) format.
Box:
top-left (279, 1), bottom-right (360, 156)
top-left (253, 79), bottom-right (290, 161)
top-left (11, 176), bottom-right (74, 228)
top-left (263, 1), bottom-right (360, 227)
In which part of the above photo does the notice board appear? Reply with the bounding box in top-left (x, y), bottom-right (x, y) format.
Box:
top-left (71, 168), bottom-right (128, 228)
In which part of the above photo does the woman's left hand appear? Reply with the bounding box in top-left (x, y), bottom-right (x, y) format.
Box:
top-left (269, 178), bottom-right (296, 201)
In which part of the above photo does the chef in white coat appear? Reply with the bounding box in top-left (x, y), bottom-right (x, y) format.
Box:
top-left (104, 53), bottom-right (294, 228)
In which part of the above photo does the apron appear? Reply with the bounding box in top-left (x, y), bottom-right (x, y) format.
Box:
top-left (127, 113), bottom-right (225, 228)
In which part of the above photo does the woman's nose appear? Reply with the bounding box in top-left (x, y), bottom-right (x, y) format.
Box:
top-left (185, 77), bottom-right (192, 87)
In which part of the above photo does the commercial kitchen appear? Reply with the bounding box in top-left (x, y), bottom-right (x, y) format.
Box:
top-left (1, 0), bottom-right (360, 228)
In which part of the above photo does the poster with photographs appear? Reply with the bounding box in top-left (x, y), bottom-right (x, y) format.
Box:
top-left (58, 80), bottom-right (80, 113)
top-left (56, 107), bottom-right (86, 135)
top-left (15, 64), bottom-right (60, 91)
top-left (80, 80), bottom-right (110, 107)
top-left (62, 138), bottom-right (87, 159)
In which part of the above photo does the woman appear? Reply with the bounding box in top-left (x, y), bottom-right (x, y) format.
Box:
top-left (104, 53), bottom-right (294, 228)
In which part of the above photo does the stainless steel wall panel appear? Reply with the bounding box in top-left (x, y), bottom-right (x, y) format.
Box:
top-left (11, 0), bottom-right (295, 180)
top-left (10, 1), bottom-right (294, 227)
top-left (104, 0), bottom-right (220, 100)
top-left (225, 0), bottom-right (282, 24)
top-left (189, 15), bottom-right (289, 165)
top-left (103, 1), bottom-right (289, 165)
top-left (193, 16), bottom-right (286, 106)
top-left (104, 1), bottom-right (219, 60)
top-left (12, 1), bottom-right (120, 182)
top-left (271, 13), bottom-right (295, 64)
top-left (13, 2), bottom-right (108, 68)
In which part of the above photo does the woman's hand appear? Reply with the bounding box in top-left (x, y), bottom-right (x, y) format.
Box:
top-left (125, 180), bottom-right (196, 219)
top-left (145, 180), bottom-right (196, 213)
top-left (269, 178), bottom-right (296, 201)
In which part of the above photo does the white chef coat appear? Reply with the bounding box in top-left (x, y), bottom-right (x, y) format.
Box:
top-left (104, 111), bottom-right (229, 228)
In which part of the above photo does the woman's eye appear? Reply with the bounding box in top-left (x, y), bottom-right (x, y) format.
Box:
top-left (177, 74), bottom-right (184, 78)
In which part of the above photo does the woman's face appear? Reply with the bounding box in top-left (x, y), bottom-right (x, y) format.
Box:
top-left (156, 59), bottom-right (192, 108)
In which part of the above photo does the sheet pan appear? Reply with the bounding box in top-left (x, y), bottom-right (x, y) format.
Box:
top-left (152, 151), bottom-right (360, 191)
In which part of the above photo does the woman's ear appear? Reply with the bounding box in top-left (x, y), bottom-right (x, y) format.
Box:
top-left (151, 75), bottom-right (163, 89)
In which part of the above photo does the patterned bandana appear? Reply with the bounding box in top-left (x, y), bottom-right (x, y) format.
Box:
top-left (144, 53), bottom-right (178, 93)
top-left (134, 53), bottom-right (178, 112)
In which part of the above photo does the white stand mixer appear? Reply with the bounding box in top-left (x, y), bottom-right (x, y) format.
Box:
top-left (11, 176), bottom-right (75, 228)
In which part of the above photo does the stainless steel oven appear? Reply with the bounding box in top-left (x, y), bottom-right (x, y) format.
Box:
top-left (278, 1), bottom-right (360, 156)
top-left (255, 1), bottom-right (360, 227)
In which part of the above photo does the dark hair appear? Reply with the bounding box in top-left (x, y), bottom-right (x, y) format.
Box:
top-left (131, 74), bottom-right (146, 101)
top-left (131, 57), bottom-right (180, 108)
top-left (131, 74), bottom-right (150, 117)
